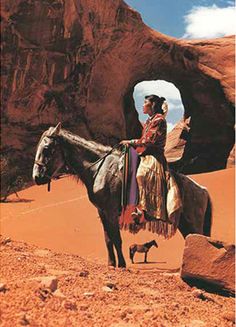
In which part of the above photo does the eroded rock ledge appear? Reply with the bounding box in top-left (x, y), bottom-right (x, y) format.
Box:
top-left (1, 0), bottom-right (235, 197)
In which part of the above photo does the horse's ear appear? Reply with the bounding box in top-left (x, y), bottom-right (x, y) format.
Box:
top-left (50, 122), bottom-right (61, 136)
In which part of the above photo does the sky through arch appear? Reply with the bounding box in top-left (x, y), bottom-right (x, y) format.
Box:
top-left (133, 81), bottom-right (184, 132)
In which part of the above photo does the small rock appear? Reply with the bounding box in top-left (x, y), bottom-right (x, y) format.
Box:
top-left (192, 289), bottom-right (204, 299)
top-left (105, 282), bottom-right (118, 290)
top-left (34, 249), bottom-right (51, 257)
top-left (19, 314), bottom-right (30, 326)
top-left (36, 288), bottom-right (52, 301)
top-left (1, 237), bottom-right (11, 245)
top-left (188, 320), bottom-right (206, 327)
top-left (83, 292), bottom-right (95, 297)
top-left (144, 311), bottom-right (154, 319)
top-left (161, 272), bottom-right (180, 277)
top-left (120, 311), bottom-right (127, 319)
top-left (191, 289), bottom-right (215, 302)
top-left (63, 300), bottom-right (77, 311)
top-left (40, 276), bottom-right (58, 292)
top-left (65, 276), bottom-right (72, 282)
top-left (223, 311), bottom-right (235, 323)
top-left (102, 286), bottom-right (113, 292)
top-left (79, 304), bottom-right (89, 311)
top-left (53, 289), bottom-right (66, 299)
top-left (79, 270), bottom-right (89, 277)
top-left (108, 266), bottom-right (116, 271)
top-left (0, 283), bottom-right (7, 292)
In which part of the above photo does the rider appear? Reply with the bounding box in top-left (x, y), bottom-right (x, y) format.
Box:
top-left (120, 94), bottom-right (169, 223)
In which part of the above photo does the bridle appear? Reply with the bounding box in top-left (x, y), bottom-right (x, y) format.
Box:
top-left (34, 136), bottom-right (65, 191)
top-left (34, 135), bottom-right (122, 191)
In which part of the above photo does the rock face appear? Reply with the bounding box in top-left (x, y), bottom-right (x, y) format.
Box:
top-left (1, 0), bottom-right (235, 197)
top-left (181, 234), bottom-right (235, 295)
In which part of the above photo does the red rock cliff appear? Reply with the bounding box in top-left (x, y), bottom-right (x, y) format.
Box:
top-left (1, 0), bottom-right (235, 197)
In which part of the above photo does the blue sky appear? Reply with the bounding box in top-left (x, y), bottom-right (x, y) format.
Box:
top-left (124, 0), bottom-right (235, 130)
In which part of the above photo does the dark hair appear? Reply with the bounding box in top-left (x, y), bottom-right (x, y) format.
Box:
top-left (145, 94), bottom-right (166, 114)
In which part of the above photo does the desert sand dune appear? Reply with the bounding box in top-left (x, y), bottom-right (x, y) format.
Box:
top-left (1, 168), bottom-right (234, 271)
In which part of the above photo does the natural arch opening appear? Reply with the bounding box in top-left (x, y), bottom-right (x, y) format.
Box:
top-left (133, 80), bottom-right (184, 132)
top-left (123, 80), bottom-right (188, 172)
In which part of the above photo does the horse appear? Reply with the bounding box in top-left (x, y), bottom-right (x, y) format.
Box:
top-left (129, 240), bottom-right (158, 264)
top-left (32, 123), bottom-right (212, 268)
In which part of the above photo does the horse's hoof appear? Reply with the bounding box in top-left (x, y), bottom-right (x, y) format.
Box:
top-left (108, 266), bottom-right (116, 270)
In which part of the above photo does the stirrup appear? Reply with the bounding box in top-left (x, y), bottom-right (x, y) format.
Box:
top-left (131, 208), bottom-right (142, 225)
top-left (131, 208), bottom-right (142, 218)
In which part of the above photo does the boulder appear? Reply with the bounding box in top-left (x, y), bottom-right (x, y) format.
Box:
top-left (1, 0), bottom-right (235, 197)
top-left (39, 276), bottom-right (58, 292)
top-left (181, 234), bottom-right (235, 294)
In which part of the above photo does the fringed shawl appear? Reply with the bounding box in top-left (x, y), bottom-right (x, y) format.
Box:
top-left (119, 146), bottom-right (182, 238)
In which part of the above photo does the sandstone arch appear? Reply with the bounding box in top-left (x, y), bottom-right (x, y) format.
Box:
top-left (1, 0), bottom-right (234, 197)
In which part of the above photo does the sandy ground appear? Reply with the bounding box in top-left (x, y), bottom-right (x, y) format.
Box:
top-left (0, 168), bottom-right (235, 326)
top-left (1, 168), bottom-right (234, 268)
top-left (0, 237), bottom-right (235, 327)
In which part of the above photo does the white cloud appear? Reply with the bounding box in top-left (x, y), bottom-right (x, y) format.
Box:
top-left (183, 5), bottom-right (235, 39)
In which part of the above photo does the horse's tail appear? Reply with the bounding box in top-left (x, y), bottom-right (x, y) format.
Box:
top-left (203, 194), bottom-right (212, 237)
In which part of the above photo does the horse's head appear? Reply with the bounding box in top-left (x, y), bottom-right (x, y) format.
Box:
top-left (32, 123), bottom-right (65, 185)
top-left (152, 240), bottom-right (158, 248)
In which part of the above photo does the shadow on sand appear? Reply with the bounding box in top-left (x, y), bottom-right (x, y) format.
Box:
top-left (134, 261), bottom-right (167, 265)
top-left (0, 198), bottom-right (34, 203)
top-left (183, 277), bottom-right (234, 298)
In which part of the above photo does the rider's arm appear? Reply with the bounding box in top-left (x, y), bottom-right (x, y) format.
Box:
top-left (131, 118), bottom-right (166, 148)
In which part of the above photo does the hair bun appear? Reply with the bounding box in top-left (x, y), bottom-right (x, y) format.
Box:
top-left (161, 101), bottom-right (168, 118)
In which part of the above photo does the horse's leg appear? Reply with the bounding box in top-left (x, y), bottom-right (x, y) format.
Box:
top-left (144, 251), bottom-right (147, 263)
top-left (132, 251), bottom-right (135, 264)
top-left (129, 247), bottom-right (134, 264)
top-left (178, 214), bottom-right (192, 238)
top-left (178, 213), bottom-right (204, 238)
top-left (130, 247), bottom-right (136, 264)
top-left (203, 196), bottom-right (212, 236)
top-left (99, 211), bottom-right (116, 267)
top-left (112, 222), bottom-right (126, 268)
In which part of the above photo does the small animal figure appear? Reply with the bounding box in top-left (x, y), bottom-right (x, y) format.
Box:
top-left (129, 240), bottom-right (158, 263)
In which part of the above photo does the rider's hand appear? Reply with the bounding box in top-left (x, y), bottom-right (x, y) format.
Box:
top-left (120, 140), bottom-right (131, 146)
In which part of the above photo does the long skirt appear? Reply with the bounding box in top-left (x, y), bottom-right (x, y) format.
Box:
top-left (136, 155), bottom-right (168, 221)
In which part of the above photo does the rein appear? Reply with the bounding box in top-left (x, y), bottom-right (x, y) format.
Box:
top-left (86, 143), bottom-right (121, 170)
top-left (34, 142), bottom-right (121, 192)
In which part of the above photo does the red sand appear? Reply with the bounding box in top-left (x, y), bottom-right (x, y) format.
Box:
top-left (0, 168), bottom-right (234, 270)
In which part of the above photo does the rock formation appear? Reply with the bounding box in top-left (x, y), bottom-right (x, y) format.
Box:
top-left (181, 234), bottom-right (235, 295)
top-left (1, 0), bottom-right (235, 197)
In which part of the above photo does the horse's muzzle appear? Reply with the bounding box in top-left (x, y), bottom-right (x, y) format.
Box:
top-left (34, 175), bottom-right (51, 185)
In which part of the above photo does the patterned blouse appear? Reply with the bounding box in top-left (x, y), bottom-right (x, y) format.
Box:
top-left (131, 113), bottom-right (167, 157)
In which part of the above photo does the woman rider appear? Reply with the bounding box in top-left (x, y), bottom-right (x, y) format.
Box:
top-left (120, 94), bottom-right (169, 225)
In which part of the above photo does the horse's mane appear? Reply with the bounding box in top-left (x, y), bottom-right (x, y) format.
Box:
top-left (59, 129), bottom-right (112, 156)
top-left (144, 240), bottom-right (156, 247)
top-left (39, 127), bottom-right (114, 157)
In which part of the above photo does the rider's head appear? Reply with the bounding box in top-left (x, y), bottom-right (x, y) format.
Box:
top-left (144, 95), bottom-right (166, 115)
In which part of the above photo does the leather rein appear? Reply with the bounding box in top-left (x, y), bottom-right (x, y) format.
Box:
top-left (34, 140), bottom-right (121, 192)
